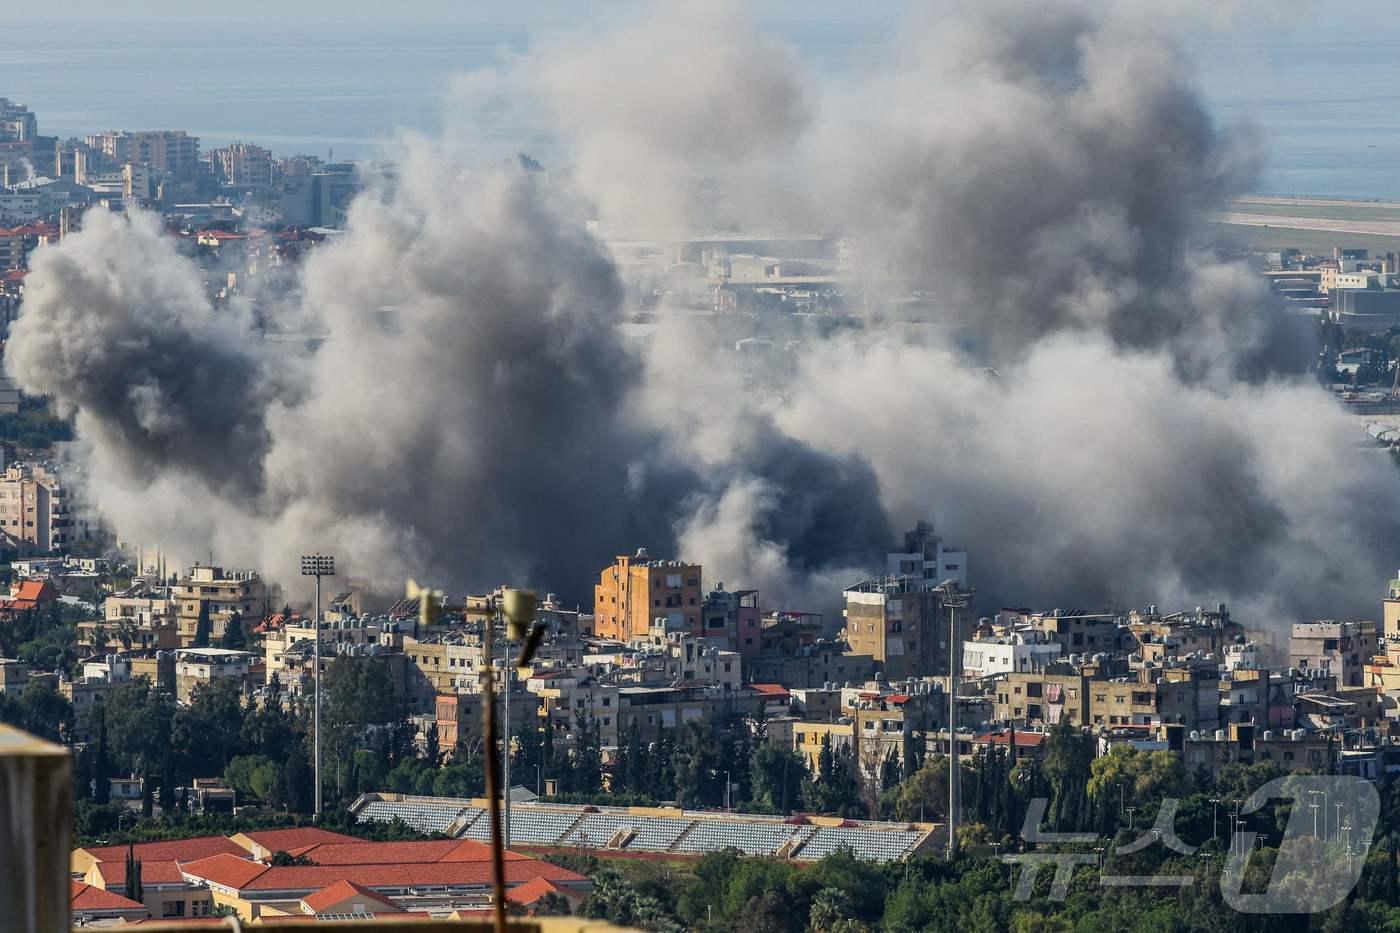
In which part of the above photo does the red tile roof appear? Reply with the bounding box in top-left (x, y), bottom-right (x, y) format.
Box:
top-left (506, 876), bottom-right (572, 906)
top-left (238, 827), bottom-right (360, 853)
top-left (183, 857), bottom-right (585, 894)
top-left (178, 853), bottom-right (270, 890)
top-left (260, 914), bottom-right (432, 925)
top-left (279, 838), bottom-right (529, 866)
top-left (749, 683), bottom-right (791, 697)
top-left (301, 878), bottom-right (397, 913)
top-left (82, 835), bottom-right (246, 865)
top-left (439, 839), bottom-right (531, 863)
top-left (96, 857), bottom-right (187, 886)
top-left (2, 579), bottom-right (60, 610)
top-left (973, 730), bottom-right (1046, 748)
top-left (71, 880), bottom-right (147, 913)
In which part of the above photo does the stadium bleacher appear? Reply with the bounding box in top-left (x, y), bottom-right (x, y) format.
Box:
top-left (353, 794), bottom-right (931, 863)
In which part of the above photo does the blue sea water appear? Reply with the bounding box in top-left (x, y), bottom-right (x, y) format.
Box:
top-left (1, 18), bottom-right (1397, 199)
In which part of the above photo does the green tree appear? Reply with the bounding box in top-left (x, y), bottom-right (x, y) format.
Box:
top-left (91, 699), bottom-right (112, 803)
top-left (672, 719), bottom-right (721, 808)
top-left (192, 601), bottom-right (212, 648)
top-left (105, 677), bottom-right (175, 818)
top-left (218, 610), bottom-right (246, 649)
top-left (803, 734), bottom-right (861, 816)
top-left (1041, 718), bottom-right (1095, 832)
top-left (123, 846), bottom-right (143, 904)
top-left (424, 721), bottom-right (442, 769)
top-left (750, 740), bottom-right (806, 814)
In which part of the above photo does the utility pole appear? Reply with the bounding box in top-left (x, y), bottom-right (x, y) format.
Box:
top-left (940, 582), bottom-right (971, 859)
top-left (300, 554), bottom-right (334, 820)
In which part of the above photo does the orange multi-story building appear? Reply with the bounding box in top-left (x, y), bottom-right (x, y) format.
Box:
top-left (593, 549), bottom-right (702, 642)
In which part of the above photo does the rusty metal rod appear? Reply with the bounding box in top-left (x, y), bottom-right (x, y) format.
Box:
top-left (480, 601), bottom-right (508, 933)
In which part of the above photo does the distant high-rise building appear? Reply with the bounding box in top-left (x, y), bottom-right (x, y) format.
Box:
top-left (212, 141), bottom-right (273, 187)
top-left (0, 463), bottom-right (76, 555)
top-left (84, 130), bottom-right (200, 178)
top-left (593, 548), bottom-right (702, 642)
top-left (0, 99), bottom-right (37, 142)
top-left (280, 167), bottom-right (360, 228)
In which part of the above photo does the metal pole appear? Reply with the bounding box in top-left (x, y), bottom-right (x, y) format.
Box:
top-left (503, 617), bottom-right (511, 848)
top-left (313, 573), bottom-right (321, 819)
top-left (948, 600), bottom-right (958, 859)
top-left (481, 603), bottom-right (507, 933)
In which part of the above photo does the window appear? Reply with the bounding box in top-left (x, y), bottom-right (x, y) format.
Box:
top-left (1094, 693), bottom-right (1107, 703)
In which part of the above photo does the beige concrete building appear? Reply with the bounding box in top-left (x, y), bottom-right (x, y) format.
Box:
top-left (1290, 620), bottom-right (1378, 687)
top-left (85, 130), bottom-right (200, 177)
top-left (527, 669), bottom-right (621, 748)
top-left (212, 142), bottom-right (272, 186)
top-left (173, 566), bottom-right (267, 646)
top-left (174, 647), bottom-right (258, 704)
top-left (0, 462), bottom-right (77, 555)
top-left (0, 656), bottom-right (27, 693)
top-left (842, 577), bottom-right (970, 680)
top-left (594, 549), bottom-right (702, 642)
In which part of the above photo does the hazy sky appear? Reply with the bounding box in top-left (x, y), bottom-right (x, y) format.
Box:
top-left (16, 0), bottom-right (907, 28)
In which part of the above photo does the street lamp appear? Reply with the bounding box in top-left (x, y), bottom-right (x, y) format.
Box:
top-left (724, 770), bottom-right (731, 811)
top-left (300, 554), bottom-right (335, 820)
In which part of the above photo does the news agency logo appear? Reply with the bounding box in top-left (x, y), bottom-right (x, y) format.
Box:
top-left (1004, 776), bottom-right (1380, 913)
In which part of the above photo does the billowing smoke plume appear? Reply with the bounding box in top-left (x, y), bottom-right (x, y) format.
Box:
top-left (9, 0), bottom-right (1400, 625)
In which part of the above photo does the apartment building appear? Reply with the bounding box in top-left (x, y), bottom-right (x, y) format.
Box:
top-left (527, 668), bottom-right (621, 748)
top-left (992, 667), bottom-right (1090, 727)
top-left (85, 130), bottom-right (200, 177)
top-left (174, 647), bottom-right (258, 704)
top-left (434, 689), bottom-right (541, 751)
top-left (886, 520), bottom-right (968, 590)
top-left (842, 576), bottom-right (970, 679)
top-left (748, 640), bottom-right (876, 689)
top-left (1290, 620), bottom-right (1378, 687)
top-left (211, 141), bottom-right (272, 187)
top-left (0, 462), bottom-right (78, 555)
top-left (701, 584), bottom-right (761, 657)
top-left (593, 548), bottom-right (701, 641)
top-left (172, 565), bottom-right (267, 646)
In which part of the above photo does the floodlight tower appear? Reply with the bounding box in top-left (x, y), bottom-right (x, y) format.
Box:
top-left (300, 554), bottom-right (335, 818)
top-left (938, 581), bottom-right (972, 859)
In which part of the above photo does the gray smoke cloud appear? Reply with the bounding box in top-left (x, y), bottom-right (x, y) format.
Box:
top-left (7, 0), bottom-right (1399, 627)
